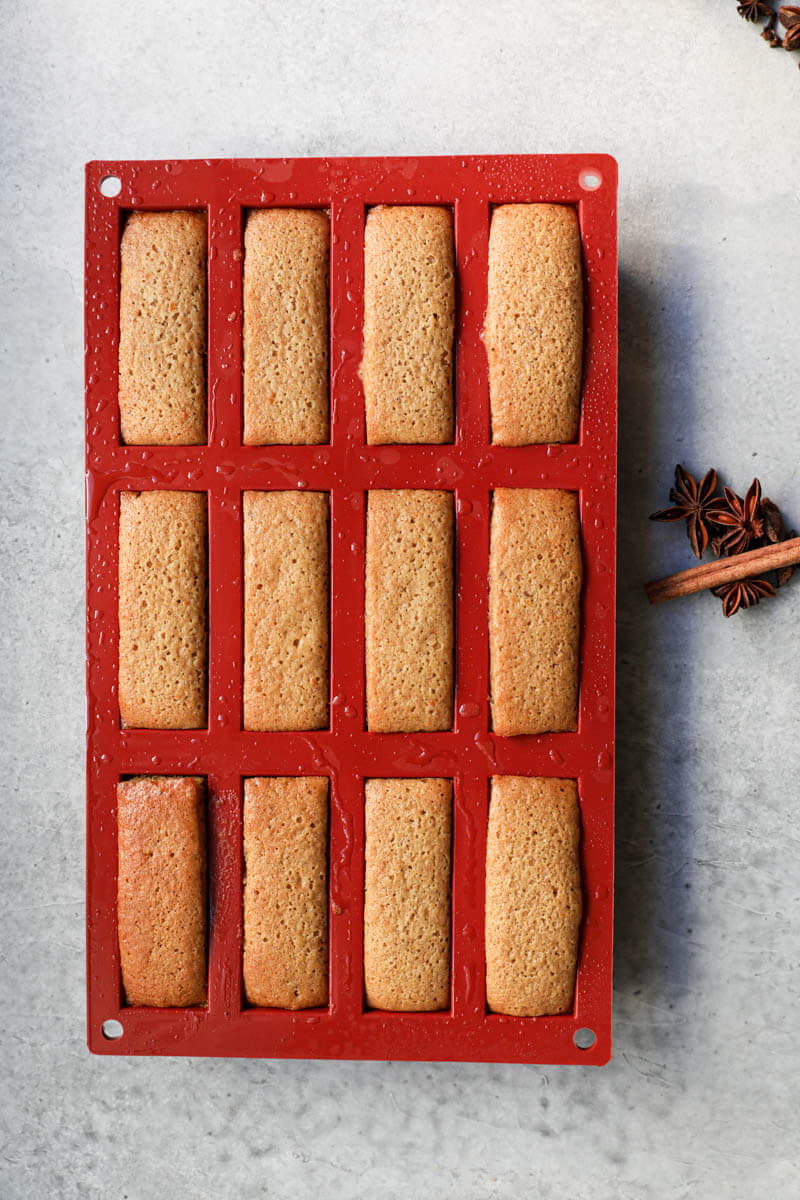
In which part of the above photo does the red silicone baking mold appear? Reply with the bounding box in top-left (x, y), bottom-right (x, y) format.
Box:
top-left (85, 155), bottom-right (617, 1064)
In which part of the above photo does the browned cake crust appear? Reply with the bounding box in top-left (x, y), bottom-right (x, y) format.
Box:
top-left (118, 490), bottom-right (208, 729)
top-left (364, 778), bottom-right (452, 1012)
top-left (243, 491), bottom-right (329, 731)
top-left (117, 776), bottom-right (207, 1007)
top-left (485, 776), bottom-right (582, 1017)
top-left (485, 204), bottom-right (583, 446)
top-left (243, 777), bottom-right (329, 1009)
top-left (118, 211), bottom-right (207, 445)
top-left (243, 208), bottom-right (330, 445)
top-left (489, 489), bottom-right (581, 735)
top-left (362, 206), bottom-right (455, 444)
top-left (365, 490), bottom-right (454, 732)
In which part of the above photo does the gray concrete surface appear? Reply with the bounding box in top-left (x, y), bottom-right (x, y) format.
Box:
top-left (2, 2), bottom-right (799, 1197)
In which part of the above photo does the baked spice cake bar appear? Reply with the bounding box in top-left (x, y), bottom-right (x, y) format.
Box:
top-left (243, 777), bottom-right (329, 1010)
top-left (118, 490), bottom-right (208, 729)
top-left (489, 488), bottom-right (582, 736)
top-left (485, 776), bottom-right (582, 1017)
top-left (243, 208), bottom-right (330, 445)
top-left (361, 206), bottom-right (455, 444)
top-left (118, 211), bottom-right (207, 445)
top-left (365, 489), bottom-right (454, 732)
top-left (117, 776), bottom-right (207, 1007)
top-left (485, 204), bottom-right (583, 446)
top-left (243, 490), bottom-right (329, 731)
top-left (364, 778), bottom-right (452, 1012)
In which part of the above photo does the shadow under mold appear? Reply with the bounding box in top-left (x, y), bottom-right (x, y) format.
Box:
top-left (613, 257), bottom-right (704, 1022)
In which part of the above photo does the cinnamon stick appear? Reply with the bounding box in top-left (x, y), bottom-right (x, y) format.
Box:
top-left (645, 536), bottom-right (800, 606)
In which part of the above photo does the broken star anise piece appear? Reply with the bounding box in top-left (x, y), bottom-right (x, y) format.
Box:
top-left (737, 0), bottom-right (774, 20)
top-left (712, 576), bottom-right (776, 617)
top-left (762, 11), bottom-right (783, 41)
top-left (776, 546), bottom-right (797, 587)
top-left (763, 498), bottom-right (799, 586)
top-left (760, 496), bottom-right (785, 542)
top-left (649, 465), bottom-right (719, 559)
top-left (707, 477), bottom-right (764, 556)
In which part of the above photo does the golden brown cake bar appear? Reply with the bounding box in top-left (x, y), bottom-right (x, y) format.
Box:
top-left (489, 488), bottom-right (581, 735)
top-left (365, 489), bottom-right (454, 732)
top-left (485, 203), bottom-right (583, 445)
top-left (117, 775), bottom-right (207, 1007)
top-left (243, 208), bottom-right (330, 445)
top-left (118, 490), bottom-right (208, 730)
top-left (485, 775), bottom-right (582, 1017)
top-left (362, 205), bottom-right (455, 444)
top-left (243, 777), bottom-right (329, 1009)
top-left (118, 210), bottom-right (207, 445)
top-left (364, 778), bottom-right (452, 1012)
top-left (243, 490), bottom-right (329, 731)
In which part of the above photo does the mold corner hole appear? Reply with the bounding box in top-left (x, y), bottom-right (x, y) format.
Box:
top-left (578, 169), bottom-right (602, 193)
top-left (99, 175), bottom-right (122, 198)
top-left (573, 1026), bottom-right (596, 1050)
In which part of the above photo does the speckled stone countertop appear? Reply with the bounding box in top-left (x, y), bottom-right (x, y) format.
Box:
top-left (2, 2), bottom-right (798, 1197)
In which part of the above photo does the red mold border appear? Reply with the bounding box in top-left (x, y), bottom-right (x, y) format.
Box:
top-left (85, 155), bottom-right (617, 1063)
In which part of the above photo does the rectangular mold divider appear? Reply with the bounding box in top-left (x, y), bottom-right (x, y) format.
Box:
top-left (328, 478), bottom-right (367, 1027)
top-left (207, 199), bottom-right (243, 450)
top-left (451, 770), bottom-right (489, 1021)
top-left (327, 195), bottom-right (368, 1032)
top-left (87, 156), bottom-right (617, 1063)
top-left (206, 770), bottom-right (243, 1024)
top-left (328, 769), bottom-right (365, 1029)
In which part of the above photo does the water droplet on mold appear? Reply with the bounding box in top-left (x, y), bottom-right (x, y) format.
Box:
top-left (458, 702), bottom-right (480, 718)
top-left (474, 733), bottom-right (496, 764)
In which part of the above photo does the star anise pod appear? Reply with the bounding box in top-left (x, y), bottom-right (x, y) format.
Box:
top-left (650, 465), bottom-right (719, 559)
top-left (707, 478), bottom-right (764, 556)
top-left (737, 0), bottom-right (774, 20)
top-left (712, 577), bottom-right (776, 617)
top-left (780, 5), bottom-right (800, 44)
